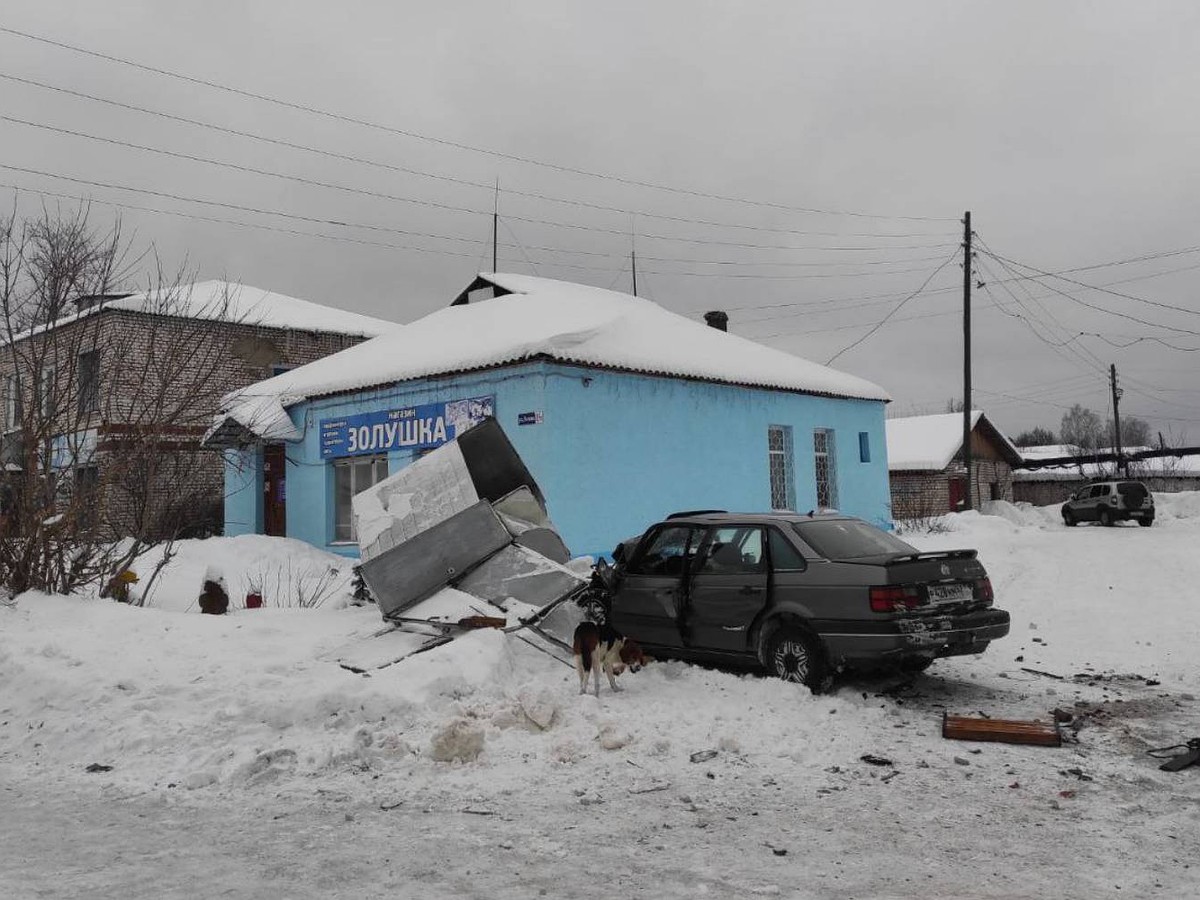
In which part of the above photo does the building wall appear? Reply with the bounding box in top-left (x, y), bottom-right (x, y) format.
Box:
top-left (1013, 475), bottom-right (1200, 506)
top-left (228, 361), bottom-right (892, 560)
top-left (2, 308), bottom-right (373, 539)
top-left (889, 471), bottom-right (950, 519)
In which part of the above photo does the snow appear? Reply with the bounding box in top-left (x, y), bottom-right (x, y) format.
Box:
top-left (1015, 444), bottom-right (1200, 480)
top-left (3, 498), bottom-right (1200, 896)
top-left (9, 280), bottom-right (399, 344)
top-left (217, 274), bottom-right (890, 433)
top-left (886, 409), bottom-right (1019, 470)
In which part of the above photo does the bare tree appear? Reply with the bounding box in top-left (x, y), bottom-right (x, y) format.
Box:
top-left (1106, 415), bottom-right (1151, 449)
top-left (1013, 426), bottom-right (1056, 448)
top-left (1060, 404), bottom-right (1104, 451)
top-left (1, 204), bottom-right (240, 597)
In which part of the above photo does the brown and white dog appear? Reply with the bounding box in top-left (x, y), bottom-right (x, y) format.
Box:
top-left (572, 621), bottom-right (648, 696)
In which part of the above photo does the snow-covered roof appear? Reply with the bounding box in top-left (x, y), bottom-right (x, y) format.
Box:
top-left (9, 280), bottom-right (398, 343)
top-left (886, 410), bottom-right (1021, 471)
top-left (216, 273), bottom-right (890, 429)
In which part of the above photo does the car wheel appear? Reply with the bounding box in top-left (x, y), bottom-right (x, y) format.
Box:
top-left (1062, 509), bottom-right (1076, 527)
top-left (764, 627), bottom-right (827, 692)
top-left (1099, 509), bottom-right (1113, 527)
top-left (900, 656), bottom-right (935, 674)
top-left (1139, 517), bottom-right (1154, 527)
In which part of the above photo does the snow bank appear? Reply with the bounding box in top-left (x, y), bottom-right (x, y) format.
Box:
top-left (132, 535), bottom-right (356, 612)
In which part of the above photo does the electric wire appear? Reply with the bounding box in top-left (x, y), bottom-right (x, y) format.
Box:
top-left (824, 249), bottom-right (960, 364)
top-left (0, 71), bottom-right (963, 241)
top-left (0, 25), bottom-right (958, 223)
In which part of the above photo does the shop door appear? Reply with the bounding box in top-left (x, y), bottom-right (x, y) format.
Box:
top-left (263, 443), bottom-right (287, 536)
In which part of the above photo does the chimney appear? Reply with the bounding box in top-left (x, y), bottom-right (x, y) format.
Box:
top-left (703, 310), bottom-right (729, 332)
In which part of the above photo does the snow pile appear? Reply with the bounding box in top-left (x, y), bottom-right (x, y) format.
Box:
top-left (132, 535), bottom-right (357, 612)
top-left (1152, 490), bottom-right (1200, 521)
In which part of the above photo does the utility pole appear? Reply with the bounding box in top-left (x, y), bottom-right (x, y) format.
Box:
top-left (1110, 363), bottom-right (1126, 477)
top-left (631, 249), bottom-right (638, 297)
top-left (962, 210), bottom-right (973, 510)
top-left (491, 179), bottom-right (499, 272)
top-left (630, 217), bottom-right (638, 297)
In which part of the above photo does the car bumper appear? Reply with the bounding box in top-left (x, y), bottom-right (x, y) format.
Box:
top-left (819, 608), bottom-right (1011, 664)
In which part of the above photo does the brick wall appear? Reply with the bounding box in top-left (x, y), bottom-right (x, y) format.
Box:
top-left (1, 308), bottom-right (373, 539)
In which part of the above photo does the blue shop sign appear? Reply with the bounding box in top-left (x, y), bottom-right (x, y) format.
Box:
top-left (320, 396), bottom-right (495, 459)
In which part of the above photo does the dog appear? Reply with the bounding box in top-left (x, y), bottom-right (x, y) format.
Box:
top-left (572, 621), bottom-right (648, 696)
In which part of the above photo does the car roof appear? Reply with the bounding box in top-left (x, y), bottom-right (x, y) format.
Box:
top-left (662, 511), bottom-right (862, 526)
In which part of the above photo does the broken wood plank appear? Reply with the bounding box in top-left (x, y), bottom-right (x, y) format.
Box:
top-left (943, 712), bottom-right (1062, 747)
top-left (456, 615), bottom-right (508, 629)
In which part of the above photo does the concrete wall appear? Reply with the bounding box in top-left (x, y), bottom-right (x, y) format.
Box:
top-left (227, 361), bottom-right (892, 560)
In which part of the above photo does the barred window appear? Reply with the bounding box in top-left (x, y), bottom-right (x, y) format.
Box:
top-left (332, 455), bottom-right (389, 542)
top-left (813, 428), bottom-right (838, 509)
top-left (768, 425), bottom-right (795, 511)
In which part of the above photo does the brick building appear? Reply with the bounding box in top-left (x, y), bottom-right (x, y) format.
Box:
top-left (886, 411), bottom-right (1022, 519)
top-left (0, 281), bottom-right (395, 539)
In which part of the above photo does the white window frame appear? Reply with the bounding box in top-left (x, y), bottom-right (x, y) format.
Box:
top-left (332, 455), bottom-right (389, 543)
top-left (813, 428), bottom-right (838, 510)
top-left (767, 425), bottom-right (796, 511)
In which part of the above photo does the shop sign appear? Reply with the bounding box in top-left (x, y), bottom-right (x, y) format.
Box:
top-left (320, 396), bottom-right (494, 459)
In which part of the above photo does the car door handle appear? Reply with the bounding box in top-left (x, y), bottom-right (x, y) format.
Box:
top-left (739, 586), bottom-right (763, 595)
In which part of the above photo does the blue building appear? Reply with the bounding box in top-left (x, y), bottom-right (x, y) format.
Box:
top-left (210, 274), bottom-right (892, 559)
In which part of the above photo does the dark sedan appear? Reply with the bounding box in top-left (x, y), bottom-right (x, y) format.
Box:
top-left (607, 511), bottom-right (1010, 690)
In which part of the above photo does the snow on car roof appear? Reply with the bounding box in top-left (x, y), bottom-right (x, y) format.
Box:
top-left (218, 273), bottom-right (890, 424)
top-left (8, 280), bottom-right (398, 343)
top-left (886, 410), bottom-right (1020, 471)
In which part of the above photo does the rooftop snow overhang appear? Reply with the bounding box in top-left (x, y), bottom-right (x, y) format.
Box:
top-left (213, 273), bottom-right (891, 420)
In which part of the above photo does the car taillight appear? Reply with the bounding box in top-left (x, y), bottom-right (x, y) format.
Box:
top-left (869, 586), bottom-right (921, 613)
top-left (977, 577), bottom-right (994, 605)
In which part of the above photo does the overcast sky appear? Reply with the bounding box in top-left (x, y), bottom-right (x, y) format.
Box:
top-left (3, 1), bottom-right (1199, 443)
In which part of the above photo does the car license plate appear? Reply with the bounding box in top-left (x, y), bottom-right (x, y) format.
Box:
top-left (927, 583), bottom-right (971, 604)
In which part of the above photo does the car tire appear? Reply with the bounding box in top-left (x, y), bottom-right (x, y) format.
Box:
top-left (900, 656), bottom-right (936, 675)
top-left (1139, 517), bottom-right (1154, 527)
top-left (1099, 509), bottom-right (1114, 527)
top-left (1062, 510), bottom-right (1076, 527)
top-left (764, 627), bottom-right (828, 692)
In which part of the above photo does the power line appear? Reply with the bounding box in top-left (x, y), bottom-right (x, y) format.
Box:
top-left (0, 25), bottom-right (957, 223)
top-left (0, 71), bottom-right (963, 242)
top-left (824, 249), bottom-right (960, 364)
top-left (0, 177), bottom-right (953, 284)
top-left (977, 248), bottom-right (1200, 338)
top-left (981, 247), bottom-right (1200, 320)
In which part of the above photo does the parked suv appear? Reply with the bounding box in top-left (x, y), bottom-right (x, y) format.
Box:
top-left (1061, 480), bottom-right (1154, 527)
top-left (606, 511), bottom-right (1009, 690)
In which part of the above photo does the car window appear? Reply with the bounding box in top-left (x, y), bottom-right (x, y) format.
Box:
top-left (792, 519), bottom-right (916, 560)
top-left (768, 527), bottom-right (807, 571)
top-left (1117, 482), bottom-right (1149, 503)
top-left (698, 526), bottom-right (766, 574)
top-left (627, 525), bottom-right (703, 577)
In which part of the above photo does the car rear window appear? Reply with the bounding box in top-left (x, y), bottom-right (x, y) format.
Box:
top-left (791, 519), bottom-right (916, 560)
top-left (1117, 482), bottom-right (1149, 503)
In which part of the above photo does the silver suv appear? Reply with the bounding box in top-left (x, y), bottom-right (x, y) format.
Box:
top-left (1061, 480), bottom-right (1154, 527)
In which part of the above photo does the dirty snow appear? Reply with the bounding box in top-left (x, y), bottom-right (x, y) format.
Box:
top-left (3, 496), bottom-right (1200, 898)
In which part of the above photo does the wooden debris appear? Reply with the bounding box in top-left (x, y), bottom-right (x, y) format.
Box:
top-left (942, 712), bottom-right (1062, 747)
top-left (456, 615), bottom-right (508, 629)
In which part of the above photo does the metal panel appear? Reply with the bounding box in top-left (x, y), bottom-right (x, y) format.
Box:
top-left (452, 543), bottom-right (584, 610)
top-left (360, 500), bottom-right (511, 619)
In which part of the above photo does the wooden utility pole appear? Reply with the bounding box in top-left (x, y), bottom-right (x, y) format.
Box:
top-left (962, 210), bottom-right (973, 510)
top-left (631, 249), bottom-right (638, 297)
top-left (1110, 363), bottom-right (1126, 477)
top-left (492, 178), bottom-right (499, 272)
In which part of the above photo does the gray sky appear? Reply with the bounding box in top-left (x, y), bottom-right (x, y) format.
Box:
top-left (3, 1), bottom-right (1199, 443)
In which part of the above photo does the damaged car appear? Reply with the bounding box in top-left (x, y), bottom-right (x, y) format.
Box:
top-left (605, 511), bottom-right (1010, 691)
